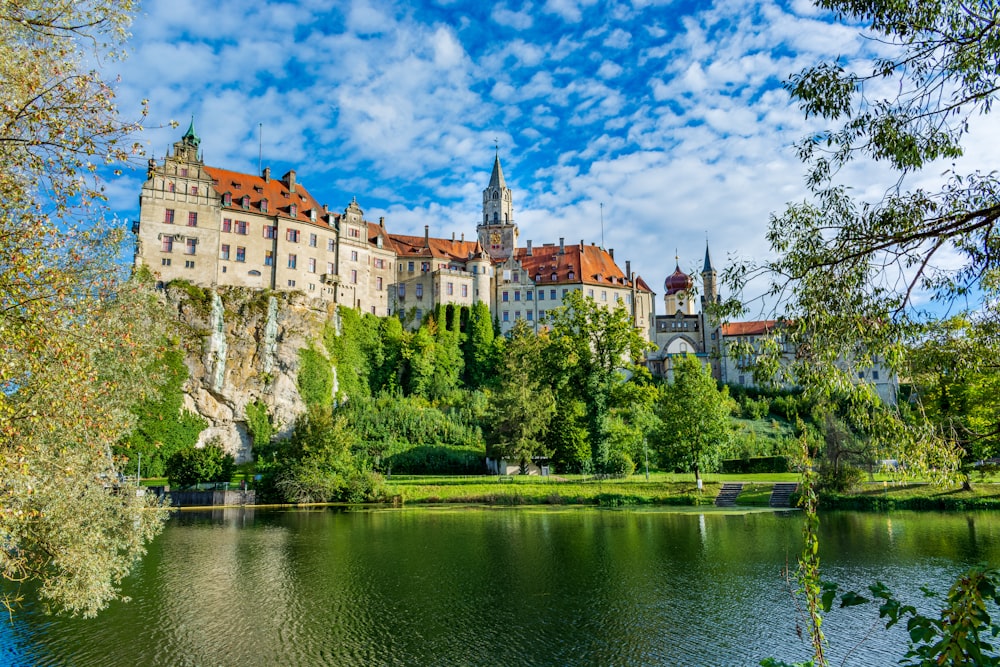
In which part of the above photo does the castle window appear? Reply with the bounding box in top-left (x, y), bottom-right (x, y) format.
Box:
top-left (309, 233), bottom-right (317, 247)
top-left (550, 289), bottom-right (556, 299)
top-left (161, 259), bottom-right (171, 267)
top-left (223, 193), bottom-right (232, 206)
top-left (493, 212), bottom-right (498, 222)
top-left (180, 168), bottom-right (188, 177)
top-left (526, 291), bottom-right (533, 301)
top-left (261, 199), bottom-right (269, 213)
top-left (288, 254), bottom-right (297, 269)
top-left (187, 212), bottom-right (198, 227)
top-left (398, 284), bottom-right (405, 297)
top-left (185, 238), bottom-right (196, 255)
top-left (265, 251), bottom-right (274, 266)
top-left (236, 247), bottom-right (246, 262)
top-left (327, 262), bottom-right (334, 274)
top-left (461, 284), bottom-right (468, 297)
top-left (168, 182), bottom-right (175, 192)
top-left (415, 284), bottom-right (423, 298)
top-left (601, 291), bottom-right (607, 301)
top-left (408, 261), bottom-right (415, 272)
top-left (588, 289), bottom-right (594, 298)
top-left (241, 195), bottom-right (250, 209)
top-left (289, 204), bottom-right (298, 218)
top-left (502, 311), bottom-right (509, 322)
top-left (446, 282), bottom-right (453, 295)
top-left (512, 272), bottom-right (519, 282)
top-left (236, 220), bottom-right (248, 235)
top-left (161, 237), bottom-right (173, 253)
top-left (551, 272), bottom-right (557, 281)
top-left (308, 258), bottom-right (316, 273)
top-left (328, 239), bottom-right (335, 252)
top-left (287, 228), bottom-right (300, 243)
top-left (220, 244), bottom-right (230, 260)
top-left (377, 277), bottom-right (383, 291)
top-left (184, 260), bottom-right (194, 269)
top-left (263, 225), bottom-right (276, 239)
top-left (222, 218), bottom-right (232, 233)
top-left (349, 227), bottom-right (360, 238)
top-left (288, 280), bottom-right (296, 287)
top-left (568, 271), bottom-right (575, 280)
top-left (421, 262), bottom-right (429, 272)
top-left (527, 311), bottom-right (533, 321)
top-left (514, 291), bottom-right (520, 302)
top-left (164, 209), bottom-right (174, 224)
top-left (502, 291), bottom-right (509, 302)
top-left (190, 185), bottom-right (197, 195)
top-left (351, 250), bottom-right (359, 261)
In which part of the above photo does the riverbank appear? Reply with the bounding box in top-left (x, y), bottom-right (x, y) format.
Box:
top-left (382, 475), bottom-right (1000, 510)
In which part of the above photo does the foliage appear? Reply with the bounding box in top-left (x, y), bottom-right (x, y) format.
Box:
top-left (652, 354), bottom-right (735, 482)
top-left (483, 319), bottom-right (555, 468)
top-left (338, 392), bottom-right (485, 472)
top-left (721, 456), bottom-right (792, 474)
top-left (463, 300), bottom-right (497, 389)
top-left (164, 440), bottom-right (235, 488)
top-left (116, 345), bottom-right (207, 477)
top-left (545, 290), bottom-right (653, 473)
top-left (384, 445), bottom-right (485, 475)
top-left (0, 0), bottom-right (172, 617)
top-left (297, 345), bottom-right (333, 409)
top-left (324, 308), bottom-right (375, 403)
top-left (244, 399), bottom-right (273, 451)
top-left (546, 398), bottom-right (591, 473)
top-left (907, 317), bottom-right (1000, 468)
top-left (260, 407), bottom-right (385, 504)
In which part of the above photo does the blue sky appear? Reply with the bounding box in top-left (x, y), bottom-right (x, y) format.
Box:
top-left (104, 0), bottom-right (999, 313)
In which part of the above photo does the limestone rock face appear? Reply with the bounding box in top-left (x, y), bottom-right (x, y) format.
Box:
top-left (165, 285), bottom-right (333, 463)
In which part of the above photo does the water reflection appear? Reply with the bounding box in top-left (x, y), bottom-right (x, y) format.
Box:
top-left (2, 508), bottom-right (998, 666)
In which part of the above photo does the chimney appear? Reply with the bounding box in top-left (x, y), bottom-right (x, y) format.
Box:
top-left (323, 203), bottom-right (328, 212)
top-left (263, 166), bottom-right (271, 182)
top-left (527, 240), bottom-right (533, 256)
top-left (424, 225), bottom-right (430, 247)
top-left (461, 232), bottom-right (464, 242)
top-left (283, 169), bottom-right (296, 193)
top-left (452, 232), bottom-right (455, 241)
top-left (609, 248), bottom-right (615, 260)
top-left (559, 237), bottom-right (565, 255)
top-left (626, 261), bottom-right (631, 282)
top-left (379, 216), bottom-right (385, 228)
top-left (580, 239), bottom-right (584, 250)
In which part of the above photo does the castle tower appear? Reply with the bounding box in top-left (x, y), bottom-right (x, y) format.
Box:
top-left (664, 259), bottom-right (695, 315)
top-left (477, 153), bottom-right (518, 260)
top-left (701, 241), bottom-right (717, 305)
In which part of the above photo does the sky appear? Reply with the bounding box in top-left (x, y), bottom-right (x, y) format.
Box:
top-left (102, 0), bottom-right (1000, 315)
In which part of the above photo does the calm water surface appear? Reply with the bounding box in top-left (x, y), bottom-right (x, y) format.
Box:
top-left (2, 507), bottom-right (998, 666)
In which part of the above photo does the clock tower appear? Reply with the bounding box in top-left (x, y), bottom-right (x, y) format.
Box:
top-left (477, 153), bottom-right (518, 260)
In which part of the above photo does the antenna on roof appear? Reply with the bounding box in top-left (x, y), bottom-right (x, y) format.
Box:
top-left (600, 202), bottom-right (605, 249)
top-left (258, 123), bottom-right (263, 174)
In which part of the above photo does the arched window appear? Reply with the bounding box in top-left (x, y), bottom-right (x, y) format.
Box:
top-left (493, 212), bottom-right (498, 222)
top-left (493, 191), bottom-right (499, 200)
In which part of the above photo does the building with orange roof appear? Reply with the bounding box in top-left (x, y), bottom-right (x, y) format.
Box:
top-left (134, 126), bottom-right (654, 339)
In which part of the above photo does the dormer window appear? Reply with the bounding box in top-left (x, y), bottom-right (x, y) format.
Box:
top-left (289, 204), bottom-right (298, 218)
top-left (261, 198), bottom-right (269, 213)
top-left (551, 272), bottom-right (557, 281)
top-left (222, 192), bottom-right (232, 206)
top-left (568, 271), bottom-right (575, 280)
top-left (535, 273), bottom-right (542, 282)
top-left (241, 195), bottom-right (250, 209)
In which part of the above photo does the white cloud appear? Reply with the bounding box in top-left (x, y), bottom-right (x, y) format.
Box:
top-left (491, 4), bottom-right (534, 29)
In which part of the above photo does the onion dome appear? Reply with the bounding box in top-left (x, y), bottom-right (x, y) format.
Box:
top-left (664, 262), bottom-right (693, 295)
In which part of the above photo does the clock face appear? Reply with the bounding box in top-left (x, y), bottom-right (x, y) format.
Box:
top-left (490, 231), bottom-right (501, 245)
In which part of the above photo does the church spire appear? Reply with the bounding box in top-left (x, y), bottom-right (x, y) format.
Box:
top-left (488, 153), bottom-right (506, 190)
top-left (702, 240), bottom-right (715, 274)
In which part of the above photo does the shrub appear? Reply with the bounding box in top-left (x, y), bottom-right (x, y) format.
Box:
top-left (721, 456), bottom-right (792, 474)
top-left (385, 445), bottom-right (485, 475)
top-left (604, 450), bottom-right (635, 478)
top-left (817, 465), bottom-right (864, 493)
top-left (165, 440), bottom-right (235, 488)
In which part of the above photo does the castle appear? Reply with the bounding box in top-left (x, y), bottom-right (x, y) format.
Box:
top-left (133, 124), bottom-right (896, 401)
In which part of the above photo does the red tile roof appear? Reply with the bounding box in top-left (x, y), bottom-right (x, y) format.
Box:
top-left (388, 233), bottom-right (482, 262)
top-left (722, 320), bottom-right (779, 336)
top-left (514, 242), bottom-right (652, 292)
top-left (204, 167), bottom-right (330, 228)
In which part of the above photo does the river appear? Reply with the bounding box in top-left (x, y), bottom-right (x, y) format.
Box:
top-left (2, 506), bottom-right (998, 666)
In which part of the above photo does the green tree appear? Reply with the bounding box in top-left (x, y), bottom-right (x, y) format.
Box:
top-left (484, 319), bottom-right (555, 469)
top-left (0, 0), bottom-right (172, 617)
top-left (653, 355), bottom-right (734, 484)
top-left (546, 290), bottom-right (651, 473)
top-left (117, 345), bottom-right (207, 477)
top-left (165, 441), bottom-right (235, 488)
top-left (731, 2), bottom-right (1000, 664)
top-left (463, 301), bottom-right (497, 389)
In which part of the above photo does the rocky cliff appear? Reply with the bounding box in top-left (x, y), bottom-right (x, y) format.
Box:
top-left (165, 284), bottom-right (333, 463)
